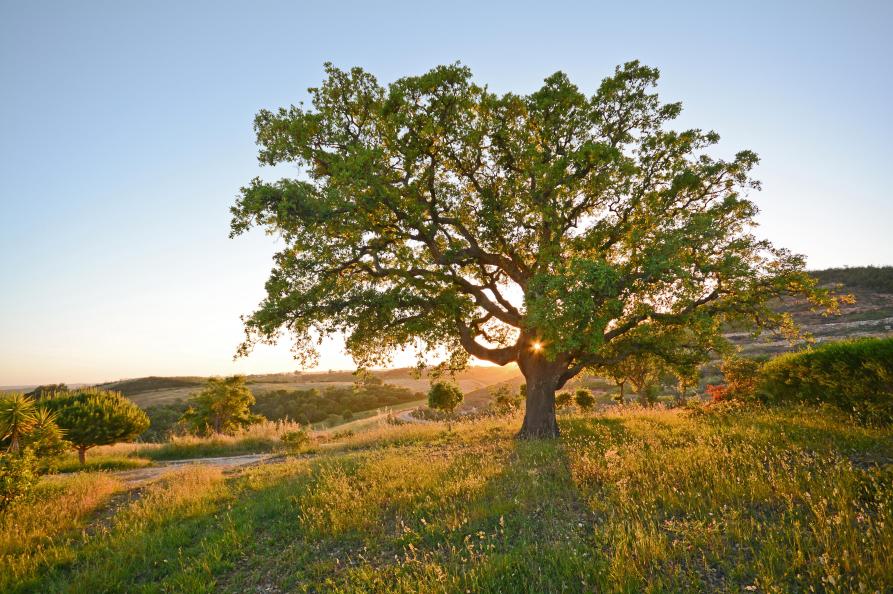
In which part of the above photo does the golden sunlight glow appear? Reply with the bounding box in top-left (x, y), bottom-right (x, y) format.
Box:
top-left (531, 341), bottom-right (543, 352)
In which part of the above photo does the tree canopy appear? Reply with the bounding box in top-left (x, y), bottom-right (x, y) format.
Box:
top-left (183, 376), bottom-right (259, 435)
top-left (44, 388), bottom-right (149, 463)
top-left (427, 382), bottom-right (464, 413)
top-left (232, 61), bottom-right (837, 437)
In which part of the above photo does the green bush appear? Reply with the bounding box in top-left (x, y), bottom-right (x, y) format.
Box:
top-left (427, 382), bottom-right (464, 413)
top-left (575, 389), bottom-right (595, 411)
top-left (182, 376), bottom-right (260, 436)
top-left (0, 450), bottom-right (38, 510)
top-left (281, 429), bottom-right (312, 451)
top-left (758, 337), bottom-right (893, 425)
top-left (637, 384), bottom-right (660, 407)
top-left (555, 391), bottom-right (573, 408)
top-left (490, 385), bottom-right (522, 413)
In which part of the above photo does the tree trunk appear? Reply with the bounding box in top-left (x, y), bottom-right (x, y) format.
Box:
top-left (78, 447), bottom-right (86, 465)
top-left (517, 354), bottom-right (565, 439)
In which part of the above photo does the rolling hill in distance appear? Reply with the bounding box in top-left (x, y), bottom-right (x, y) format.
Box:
top-left (7, 267), bottom-right (891, 411)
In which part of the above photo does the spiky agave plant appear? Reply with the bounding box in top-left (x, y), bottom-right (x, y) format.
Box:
top-left (27, 407), bottom-right (67, 458)
top-left (0, 393), bottom-right (37, 453)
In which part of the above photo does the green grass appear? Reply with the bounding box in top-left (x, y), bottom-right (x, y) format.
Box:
top-left (126, 420), bottom-right (311, 461)
top-left (50, 453), bottom-right (154, 473)
top-left (2, 405), bottom-right (891, 592)
top-left (133, 437), bottom-right (284, 461)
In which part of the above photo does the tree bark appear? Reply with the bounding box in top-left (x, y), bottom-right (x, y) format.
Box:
top-left (78, 447), bottom-right (87, 465)
top-left (517, 352), bottom-right (566, 439)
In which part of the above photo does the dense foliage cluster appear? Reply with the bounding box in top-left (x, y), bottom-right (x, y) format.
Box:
top-left (253, 382), bottom-right (422, 425)
top-left (0, 449), bottom-right (37, 510)
top-left (555, 391), bottom-right (573, 408)
top-left (758, 337), bottom-right (893, 425)
top-left (719, 356), bottom-right (763, 401)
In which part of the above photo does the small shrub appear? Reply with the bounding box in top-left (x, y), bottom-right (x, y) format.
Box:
top-left (281, 429), bottom-right (311, 451)
top-left (555, 391), bottom-right (573, 408)
top-left (0, 450), bottom-right (38, 510)
top-left (427, 382), bottom-right (464, 414)
top-left (490, 385), bottom-right (522, 414)
top-left (328, 429), bottom-right (355, 440)
top-left (575, 389), bottom-right (595, 411)
top-left (638, 384), bottom-right (660, 407)
top-left (721, 356), bottom-right (762, 400)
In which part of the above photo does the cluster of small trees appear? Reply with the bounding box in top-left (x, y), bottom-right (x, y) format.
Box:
top-left (0, 388), bottom-right (148, 507)
top-left (140, 377), bottom-right (423, 440)
top-left (253, 381), bottom-right (422, 426)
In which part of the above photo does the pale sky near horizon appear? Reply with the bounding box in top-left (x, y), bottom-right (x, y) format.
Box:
top-left (1, 0), bottom-right (891, 386)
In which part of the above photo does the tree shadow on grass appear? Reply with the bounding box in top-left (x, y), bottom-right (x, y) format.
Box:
top-left (290, 417), bottom-right (637, 593)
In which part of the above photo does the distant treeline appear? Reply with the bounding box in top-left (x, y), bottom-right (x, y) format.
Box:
top-left (98, 376), bottom-right (205, 397)
top-left (139, 381), bottom-right (423, 441)
top-left (252, 382), bottom-right (423, 425)
top-left (810, 266), bottom-right (893, 294)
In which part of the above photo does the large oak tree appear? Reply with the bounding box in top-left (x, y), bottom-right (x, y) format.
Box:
top-left (231, 61), bottom-right (835, 438)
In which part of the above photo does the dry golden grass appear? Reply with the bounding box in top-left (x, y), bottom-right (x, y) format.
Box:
top-left (3, 405), bottom-right (891, 593)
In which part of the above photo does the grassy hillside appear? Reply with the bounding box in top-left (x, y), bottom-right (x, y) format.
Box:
top-left (811, 265), bottom-right (893, 294)
top-left (2, 405), bottom-right (890, 592)
top-left (726, 267), bottom-right (893, 357)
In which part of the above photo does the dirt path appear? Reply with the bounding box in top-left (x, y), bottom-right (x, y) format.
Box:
top-left (114, 453), bottom-right (278, 486)
top-left (396, 409), bottom-right (431, 424)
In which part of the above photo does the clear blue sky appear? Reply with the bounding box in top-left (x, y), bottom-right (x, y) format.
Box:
top-left (1, 0), bottom-right (891, 385)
